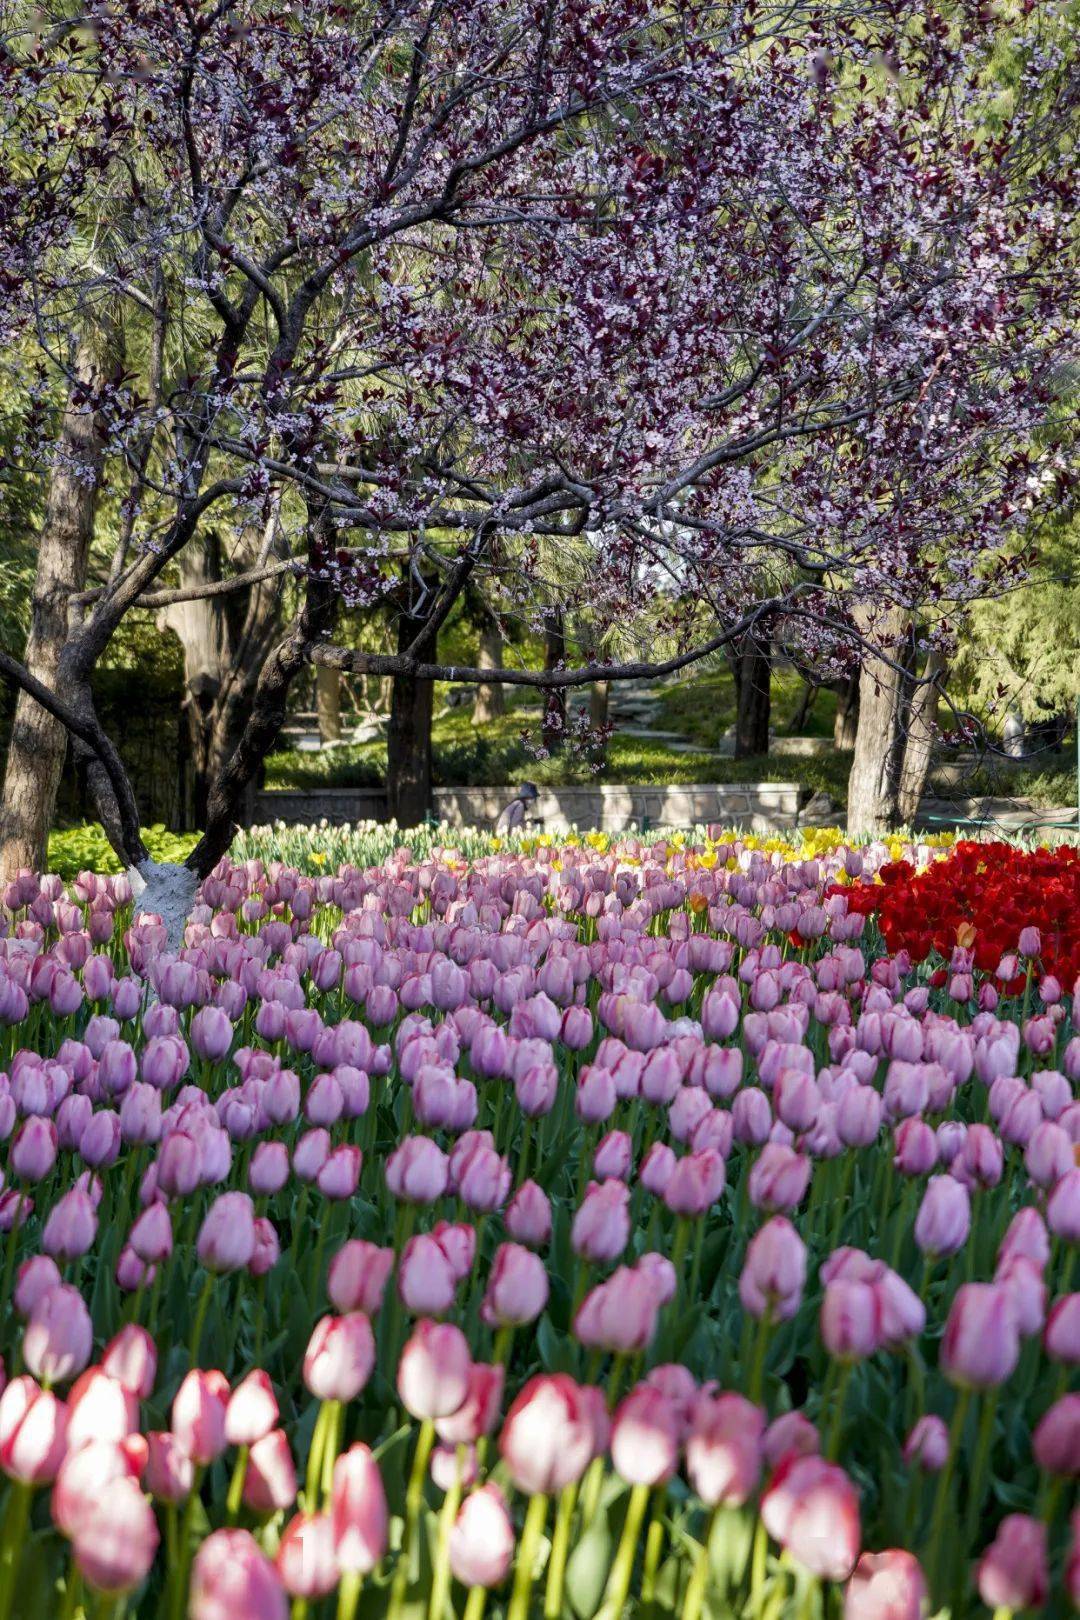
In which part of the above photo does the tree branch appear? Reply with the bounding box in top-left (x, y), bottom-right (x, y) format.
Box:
top-left (0, 648), bottom-right (146, 866)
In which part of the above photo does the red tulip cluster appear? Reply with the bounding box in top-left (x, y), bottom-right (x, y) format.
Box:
top-left (0, 832), bottom-right (1075, 1619)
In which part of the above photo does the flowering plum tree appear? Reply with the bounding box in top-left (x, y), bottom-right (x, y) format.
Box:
top-left (0, 0), bottom-right (1076, 891)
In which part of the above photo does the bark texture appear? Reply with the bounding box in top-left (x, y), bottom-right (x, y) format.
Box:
top-left (0, 339), bottom-right (113, 878)
top-left (160, 524), bottom-right (283, 826)
top-left (733, 636), bottom-right (771, 758)
top-left (847, 614), bottom-right (941, 834)
top-left (472, 618), bottom-right (505, 724)
top-left (541, 610), bottom-right (567, 751)
top-left (833, 672), bottom-right (860, 750)
top-left (316, 665), bottom-right (342, 742)
top-left (387, 597), bottom-right (436, 826)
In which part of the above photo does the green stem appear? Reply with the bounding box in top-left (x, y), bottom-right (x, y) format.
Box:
top-left (681, 1504), bottom-right (717, 1620)
top-left (464, 1588), bottom-right (488, 1620)
top-left (188, 1272), bottom-right (214, 1366)
top-left (925, 1389), bottom-right (970, 1598)
top-left (337, 1572), bottom-right (364, 1620)
top-left (824, 1363), bottom-right (854, 1461)
top-left (544, 1483), bottom-right (579, 1620)
top-left (508, 1493), bottom-right (549, 1620)
top-left (964, 1392), bottom-right (998, 1546)
top-left (429, 1446), bottom-right (467, 1620)
top-left (387, 1419), bottom-right (436, 1620)
top-left (226, 1445), bottom-right (249, 1523)
top-left (0, 1483), bottom-right (32, 1620)
top-left (603, 1482), bottom-right (650, 1617)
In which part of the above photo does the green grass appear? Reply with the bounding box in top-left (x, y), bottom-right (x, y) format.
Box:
top-left (47, 824), bottom-right (199, 881)
top-left (263, 693), bottom-right (854, 800)
top-left (655, 668), bottom-right (840, 749)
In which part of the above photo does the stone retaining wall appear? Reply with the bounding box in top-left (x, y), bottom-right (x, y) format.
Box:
top-left (253, 782), bottom-right (806, 833)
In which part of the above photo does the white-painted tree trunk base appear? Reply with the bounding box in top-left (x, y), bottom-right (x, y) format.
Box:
top-left (128, 859), bottom-right (199, 955)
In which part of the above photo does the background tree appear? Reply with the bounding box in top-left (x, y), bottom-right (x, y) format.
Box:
top-left (0, 0), bottom-right (1075, 917)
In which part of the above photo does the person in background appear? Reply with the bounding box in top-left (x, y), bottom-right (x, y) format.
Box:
top-left (495, 782), bottom-right (540, 836)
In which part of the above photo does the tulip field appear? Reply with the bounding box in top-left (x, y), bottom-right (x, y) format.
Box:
top-left (0, 827), bottom-right (1076, 1620)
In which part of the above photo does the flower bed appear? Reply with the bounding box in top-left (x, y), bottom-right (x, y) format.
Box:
top-left (0, 833), bottom-right (1075, 1619)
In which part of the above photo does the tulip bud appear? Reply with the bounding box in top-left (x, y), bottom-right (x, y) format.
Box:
top-left (844, 1551), bottom-right (926, 1620)
top-left (941, 1283), bottom-right (1020, 1389)
top-left (327, 1241), bottom-right (395, 1316)
top-left (499, 1373), bottom-right (598, 1495)
top-left (449, 1485), bottom-right (515, 1589)
top-left (71, 1475), bottom-right (160, 1595)
top-left (482, 1243), bottom-right (549, 1328)
top-left (189, 1529), bottom-right (288, 1620)
top-left (0, 1375), bottom-right (68, 1483)
top-left (171, 1369), bottom-right (229, 1465)
top-left (761, 1453), bottom-right (861, 1582)
top-left (331, 1444), bottom-right (388, 1575)
top-left (276, 1512), bottom-right (339, 1600)
top-left (397, 1321), bottom-right (471, 1420)
top-left (23, 1283), bottom-right (92, 1385)
top-left (977, 1514), bottom-right (1048, 1612)
top-left (303, 1314), bottom-right (376, 1403)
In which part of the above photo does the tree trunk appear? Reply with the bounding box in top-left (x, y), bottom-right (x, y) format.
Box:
top-left (896, 650), bottom-right (947, 824)
top-left (733, 637), bottom-right (771, 758)
top-left (589, 680), bottom-right (610, 730)
top-left (789, 678), bottom-right (818, 734)
top-left (316, 665), bottom-right (341, 742)
top-left (473, 619), bottom-right (505, 724)
top-left (0, 337), bottom-right (114, 879)
top-left (160, 521), bottom-right (284, 827)
top-left (833, 672), bottom-right (860, 750)
top-left (387, 600), bottom-right (435, 825)
top-left (846, 611), bottom-right (914, 836)
top-left (541, 610), bottom-right (567, 752)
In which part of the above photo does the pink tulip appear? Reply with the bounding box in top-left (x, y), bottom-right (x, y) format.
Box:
top-left (575, 1267), bottom-right (660, 1354)
top-left (331, 1444), bottom-right (388, 1575)
top-left (571, 1178), bottom-right (630, 1263)
top-left (277, 1512), bottom-right (339, 1599)
top-left (903, 1415), bottom-right (948, 1472)
top-left (821, 1279), bottom-right (882, 1362)
top-left (435, 1364), bottom-right (505, 1447)
top-left (449, 1484), bottom-right (516, 1588)
top-left (71, 1474), bottom-right (159, 1594)
top-left (505, 1179), bottom-right (552, 1248)
top-left (482, 1242), bottom-right (549, 1327)
top-left (664, 1148), bottom-right (726, 1216)
top-left (397, 1321), bottom-right (471, 1420)
top-left (23, 1283), bottom-right (92, 1385)
top-left (398, 1235), bottom-right (458, 1316)
top-left (748, 1143), bottom-right (811, 1213)
top-left (316, 1144), bottom-right (362, 1201)
top-left (226, 1370), bottom-right (279, 1447)
top-left (385, 1136), bottom-right (449, 1204)
top-left (52, 1436), bottom-right (140, 1536)
top-left (243, 1429), bottom-right (297, 1512)
top-left (610, 1385), bottom-right (680, 1486)
top-left (941, 1283), bottom-right (1020, 1389)
top-left (977, 1514), bottom-right (1048, 1611)
top-left (761, 1453), bottom-right (861, 1582)
top-left (1048, 1168), bottom-right (1080, 1242)
top-left (171, 1369), bottom-right (229, 1465)
top-left (686, 1392), bottom-right (765, 1506)
top-left (914, 1176), bottom-right (970, 1258)
top-left (11, 1116), bottom-right (58, 1181)
top-left (499, 1374), bottom-right (598, 1494)
top-left (144, 1431), bottom-right (194, 1502)
top-left (432, 1222), bottom-right (476, 1281)
top-left (1045, 1292), bottom-right (1080, 1364)
top-left (65, 1368), bottom-right (138, 1449)
top-left (844, 1550), bottom-right (927, 1620)
top-left (763, 1410), bottom-right (820, 1469)
top-left (41, 1188), bottom-right (97, 1261)
top-left (191, 1005), bottom-right (234, 1062)
top-left (249, 1141), bottom-right (290, 1197)
top-left (739, 1217), bottom-right (807, 1322)
top-left (0, 1376), bottom-right (68, 1483)
top-left (197, 1190), bottom-right (257, 1273)
top-left (327, 1241), bottom-right (395, 1315)
top-left (303, 1314), bottom-right (376, 1402)
top-left (14, 1256), bottom-right (61, 1319)
top-left (1032, 1393), bottom-right (1080, 1476)
top-left (189, 1528), bottom-right (288, 1620)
